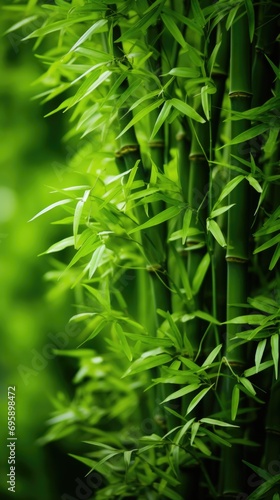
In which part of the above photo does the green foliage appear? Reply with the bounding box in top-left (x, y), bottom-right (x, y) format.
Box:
top-left (13, 0), bottom-right (280, 498)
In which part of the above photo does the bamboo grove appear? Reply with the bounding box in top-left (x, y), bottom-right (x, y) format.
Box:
top-left (8, 0), bottom-right (280, 498)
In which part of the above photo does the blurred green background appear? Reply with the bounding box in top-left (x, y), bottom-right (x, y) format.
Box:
top-left (0, 7), bottom-right (89, 499)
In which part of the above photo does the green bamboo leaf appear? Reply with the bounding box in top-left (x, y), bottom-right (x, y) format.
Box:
top-left (220, 124), bottom-right (269, 148)
top-left (207, 219), bottom-right (227, 248)
top-left (210, 204), bottom-right (235, 219)
top-left (28, 199), bottom-right (73, 222)
top-left (118, 4), bottom-right (162, 41)
top-left (117, 99), bottom-right (165, 140)
top-left (244, 0), bottom-right (255, 43)
top-left (239, 377), bottom-right (256, 396)
top-left (200, 418), bottom-right (238, 428)
top-left (73, 200), bottom-right (84, 249)
top-left (202, 428), bottom-right (232, 448)
top-left (191, 421), bottom-right (200, 445)
top-left (226, 5), bottom-right (240, 31)
top-left (244, 360), bottom-right (274, 377)
top-left (193, 437), bottom-right (212, 456)
top-left (161, 384), bottom-right (201, 404)
top-left (40, 236), bottom-right (74, 255)
top-left (247, 475), bottom-right (280, 500)
top-left (231, 385), bottom-right (240, 421)
top-left (161, 13), bottom-right (186, 47)
top-left (24, 14), bottom-right (100, 39)
top-left (53, 349), bottom-right (95, 357)
top-left (264, 127), bottom-right (279, 154)
top-left (186, 385), bottom-right (213, 415)
top-left (150, 101), bottom-right (172, 141)
top-left (271, 333), bottom-right (279, 379)
top-left (80, 317), bottom-right (108, 344)
top-left (114, 323), bottom-right (132, 362)
top-left (123, 353), bottom-right (172, 377)
top-left (88, 244), bottom-right (106, 278)
top-left (171, 98), bottom-right (206, 123)
top-left (246, 175), bottom-right (262, 193)
top-left (194, 310), bottom-right (220, 325)
top-left (214, 175), bottom-right (244, 207)
top-left (167, 67), bottom-right (201, 78)
top-left (68, 19), bottom-right (107, 53)
top-left (182, 208), bottom-right (192, 244)
top-left (5, 15), bottom-right (38, 34)
top-left (265, 55), bottom-right (280, 78)
top-left (165, 311), bottom-right (184, 350)
top-left (225, 314), bottom-right (266, 325)
top-left (254, 233), bottom-right (280, 254)
top-left (124, 449), bottom-right (136, 472)
top-left (201, 86), bottom-right (210, 120)
top-left (248, 296), bottom-right (278, 314)
top-left (192, 252), bottom-right (210, 295)
top-left (202, 344), bottom-right (223, 367)
top-left (255, 339), bottom-right (267, 373)
top-left (208, 40), bottom-right (222, 76)
top-left (69, 70), bottom-right (112, 108)
top-left (269, 243), bottom-right (280, 271)
top-left (243, 460), bottom-right (272, 481)
top-left (128, 206), bottom-right (182, 234)
top-left (174, 418), bottom-right (196, 445)
top-left (171, 245), bottom-right (193, 304)
top-left (191, 0), bottom-right (206, 27)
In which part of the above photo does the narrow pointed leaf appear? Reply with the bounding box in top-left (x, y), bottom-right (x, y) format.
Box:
top-left (150, 101), bottom-right (172, 141)
top-left (239, 377), bottom-right (256, 396)
top-left (192, 252), bottom-right (210, 295)
top-left (29, 199), bottom-right (72, 222)
top-left (88, 244), bottom-right (106, 279)
top-left (210, 204), bottom-right (235, 219)
top-left (231, 385), bottom-right (240, 421)
top-left (220, 124), bottom-right (268, 148)
top-left (171, 98), bottom-right (205, 123)
top-left (269, 243), bottom-right (280, 271)
top-left (207, 219), bottom-right (227, 248)
top-left (68, 19), bottom-right (108, 53)
top-left (202, 344), bottom-right (223, 367)
top-left (161, 13), bottom-right (186, 47)
top-left (255, 339), bottom-right (267, 373)
top-left (186, 385), bottom-right (213, 415)
top-left (117, 99), bottom-right (165, 139)
top-left (271, 333), bottom-right (279, 379)
top-left (161, 384), bottom-right (201, 404)
top-left (200, 418), bottom-right (238, 428)
top-left (128, 206), bottom-right (182, 234)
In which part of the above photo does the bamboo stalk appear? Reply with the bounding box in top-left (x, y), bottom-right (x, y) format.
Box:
top-left (220, 8), bottom-right (252, 498)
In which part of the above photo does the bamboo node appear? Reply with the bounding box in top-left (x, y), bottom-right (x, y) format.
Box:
top-left (148, 141), bottom-right (165, 149)
top-left (176, 131), bottom-right (186, 141)
top-left (189, 154), bottom-right (207, 161)
top-left (226, 256), bottom-right (248, 264)
top-left (115, 145), bottom-right (139, 157)
top-left (229, 92), bottom-right (252, 99)
top-left (265, 427), bottom-right (280, 436)
top-left (146, 263), bottom-right (162, 273)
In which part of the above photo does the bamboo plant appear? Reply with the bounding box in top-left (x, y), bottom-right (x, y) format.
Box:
top-left (7, 0), bottom-right (280, 498)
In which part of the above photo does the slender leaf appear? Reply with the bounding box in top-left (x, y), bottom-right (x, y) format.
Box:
top-left (128, 206), bottom-right (182, 234)
top-left (171, 98), bottom-right (206, 123)
top-left (68, 19), bottom-right (108, 53)
top-left (255, 339), bottom-right (267, 373)
top-left (161, 384), bottom-right (201, 404)
top-left (271, 333), bottom-right (279, 379)
top-left (207, 219), bottom-right (227, 248)
top-left (29, 199), bottom-right (73, 222)
top-left (231, 385), bottom-right (240, 421)
top-left (186, 385), bottom-right (213, 415)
